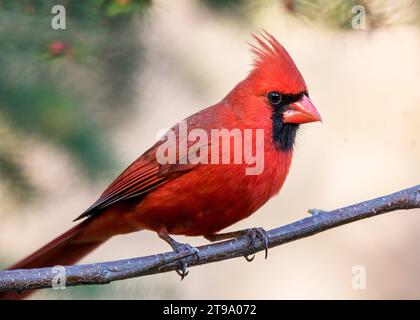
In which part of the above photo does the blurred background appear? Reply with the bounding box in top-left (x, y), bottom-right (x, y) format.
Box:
top-left (0, 0), bottom-right (419, 299)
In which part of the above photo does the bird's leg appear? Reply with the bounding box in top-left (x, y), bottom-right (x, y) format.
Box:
top-left (308, 208), bottom-right (328, 216)
top-left (158, 230), bottom-right (199, 280)
top-left (204, 227), bottom-right (269, 262)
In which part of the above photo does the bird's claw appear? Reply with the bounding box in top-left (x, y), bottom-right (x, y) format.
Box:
top-left (244, 227), bottom-right (269, 262)
top-left (172, 243), bottom-right (199, 280)
top-left (244, 254), bottom-right (255, 262)
top-left (308, 208), bottom-right (328, 216)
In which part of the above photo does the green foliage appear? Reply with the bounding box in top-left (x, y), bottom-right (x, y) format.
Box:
top-left (104, 0), bottom-right (151, 16)
top-left (202, 0), bottom-right (419, 29)
top-left (281, 0), bottom-right (419, 30)
top-left (0, 0), bottom-right (149, 202)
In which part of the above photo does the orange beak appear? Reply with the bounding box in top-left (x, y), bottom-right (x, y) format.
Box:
top-left (283, 95), bottom-right (322, 124)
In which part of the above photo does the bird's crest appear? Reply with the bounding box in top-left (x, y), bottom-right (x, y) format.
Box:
top-left (248, 31), bottom-right (307, 94)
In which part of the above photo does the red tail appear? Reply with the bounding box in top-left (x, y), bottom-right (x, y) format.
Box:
top-left (0, 218), bottom-right (108, 300)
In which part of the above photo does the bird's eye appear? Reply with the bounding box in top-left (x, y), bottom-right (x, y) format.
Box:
top-left (268, 91), bottom-right (282, 105)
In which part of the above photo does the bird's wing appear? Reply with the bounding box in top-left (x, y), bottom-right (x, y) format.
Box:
top-left (74, 137), bottom-right (209, 221)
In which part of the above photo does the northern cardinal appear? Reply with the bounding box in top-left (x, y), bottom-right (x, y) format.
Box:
top-left (1, 32), bottom-right (321, 299)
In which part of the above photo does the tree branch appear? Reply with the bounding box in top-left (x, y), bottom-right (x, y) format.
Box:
top-left (1, 184), bottom-right (419, 293)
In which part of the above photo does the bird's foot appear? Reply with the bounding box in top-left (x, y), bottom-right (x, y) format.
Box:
top-left (204, 227), bottom-right (269, 262)
top-left (308, 208), bottom-right (328, 216)
top-left (158, 230), bottom-right (199, 280)
top-left (171, 242), bottom-right (199, 280)
top-left (244, 227), bottom-right (269, 262)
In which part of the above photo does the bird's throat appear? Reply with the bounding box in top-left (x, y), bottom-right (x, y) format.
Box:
top-left (272, 112), bottom-right (299, 151)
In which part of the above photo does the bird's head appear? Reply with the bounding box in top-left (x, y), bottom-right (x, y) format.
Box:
top-left (228, 32), bottom-right (322, 151)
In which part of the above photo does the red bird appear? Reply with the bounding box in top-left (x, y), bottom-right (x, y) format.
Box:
top-left (1, 33), bottom-right (321, 299)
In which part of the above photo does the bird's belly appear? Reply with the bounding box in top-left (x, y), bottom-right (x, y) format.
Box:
top-left (129, 152), bottom-right (292, 236)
